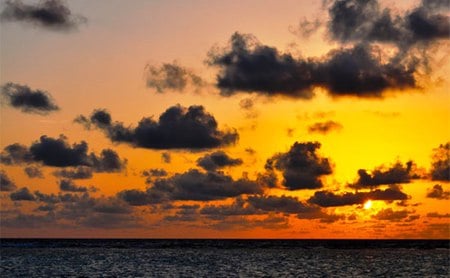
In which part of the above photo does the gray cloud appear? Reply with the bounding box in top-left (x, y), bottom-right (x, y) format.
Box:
top-left (10, 187), bottom-right (35, 201)
top-left (146, 62), bottom-right (204, 93)
top-left (426, 184), bottom-right (450, 200)
top-left (266, 142), bottom-right (332, 190)
top-left (308, 120), bottom-right (343, 134)
top-left (0, 0), bottom-right (87, 31)
top-left (76, 105), bottom-right (239, 150)
top-left (430, 142), bottom-right (449, 181)
top-left (53, 166), bottom-right (93, 179)
top-left (1, 83), bottom-right (59, 114)
top-left (0, 170), bottom-right (16, 191)
top-left (59, 179), bottom-right (88, 193)
top-left (24, 166), bottom-right (44, 178)
top-left (197, 151), bottom-right (243, 171)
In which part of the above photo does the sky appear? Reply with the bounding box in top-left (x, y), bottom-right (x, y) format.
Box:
top-left (0, 0), bottom-right (449, 239)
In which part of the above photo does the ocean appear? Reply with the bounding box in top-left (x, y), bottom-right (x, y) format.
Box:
top-left (1, 239), bottom-right (449, 277)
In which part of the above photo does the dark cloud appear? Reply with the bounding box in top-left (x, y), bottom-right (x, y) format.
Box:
top-left (53, 166), bottom-right (93, 179)
top-left (10, 187), bottom-right (35, 201)
top-left (308, 120), bottom-right (343, 134)
top-left (426, 184), bottom-right (450, 200)
top-left (430, 142), bottom-right (449, 181)
top-left (59, 179), bottom-right (88, 192)
top-left (200, 197), bottom-right (259, 219)
top-left (0, 143), bottom-right (34, 165)
top-left (256, 171), bottom-right (278, 188)
top-left (142, 168), bottom-right (168, 178)
top-left (0, 0), bottom-right (87, 31)
top-left (164, 204), bottom-right (201, 222)
top-left (197, 151), bottom-right (243, 171)
top-left (372, 208), bottom-right (409, 221)
top-left (290, 17), bottom-right (323, 39)
top-left (1, 135), bottom-right (126, 172)
top-left (1, 83), bottom-right (59, 114)
top-left (76, 105), bottom-right (239, 150)
top-left (327, 0), bottom-right (449, 46)
top-left (24, 166), bottom-right (44, 178)
top-left (247, 195), bottom-right (317, 214)
top-left (350, 161), bottom-right (417, 189)
top-left (209, 214), bottom-right (290, 230)
top-left (146, 62), bottom-right (204, 93)
top-left (0, 170), bottom-right (16, 191)
top-left (309, 185), bottom-right (408, 207)
top-left (161, 152), bottom-right (171, 163)
top-left (266, 142), bottom-right (332, 190)
top-left (208, 32), bottom-right (420, 98)
top-left (119, 169), bottom-right (263, 205)
top-left (426, 212), bottom-right (450, 218)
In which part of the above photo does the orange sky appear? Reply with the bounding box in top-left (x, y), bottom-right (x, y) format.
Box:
top-left (0, 0), bottom-right (449, 238)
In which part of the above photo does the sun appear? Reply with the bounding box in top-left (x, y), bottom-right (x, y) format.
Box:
top-left (363, 200), bottom-right (373, 210)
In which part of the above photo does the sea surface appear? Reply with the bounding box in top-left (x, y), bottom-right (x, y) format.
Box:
top-left (1, 239), bottom-right (449, 277)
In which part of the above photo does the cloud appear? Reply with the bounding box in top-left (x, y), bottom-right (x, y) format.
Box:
top-left (1, 135), bottom-right (126, 172)
top-left (196, 151), bottom-right (243, 171)
top-left (426, 184), bottom-right (450, 200)
top-left (0, 0), bottom-right (87, 31)
top-left (161, 152), bottom-right (171, 163)
top-left (58, 179), bottom-right (88, 192)
top-left (76, 105), bottom-right (239, 150)
top-left (119, 169), bottom-right (264, 205)
top-left (308, 185), bottom-right (408, 207)
top-left (350, 161), bottom-right (418, 189)
top-left (265, 142), bottom-right (332, 190)
top-left (308, 120), bottom-right (343, 134)
top-left (430, 142), bottom-right (449, 181)
top-left (200, 197), bottom-right (259, 219)
top-left (142, 168), bottom-right (168, 178)
top-left (372, 208), bottom-right (409, 221)
top-left (426, 212), bottom-right (450, 218)
top-left (1, 83), bottom-right (59, 114)
top-left (247, 195), bottom-right (317, 214)
top-left (0, 143), bottom-right (33, 165)
top-left (146, 62), bottom-right (204, 93)
top-left (209, 214), bottom-right (290, 230)
top-left (24, 166), bottom-right (44, 178)
top-left (207, 32), bottom-right (420, 98)
top-left (0, 170), bottom-right (16, 191)
top-left (10, 187), bottom-right (35, 201)
top-left (53, 166), bottom-right (93, 179)
top-left (326, 0), bottom-right (449, 46)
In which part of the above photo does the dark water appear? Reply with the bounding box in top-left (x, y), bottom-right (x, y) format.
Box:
top-left (1, 239), bottom-right (449, 277)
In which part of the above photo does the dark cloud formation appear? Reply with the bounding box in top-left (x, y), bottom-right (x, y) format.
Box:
top-left (208, 32), bottom-right (420, 98)
top-left (119, 169), bottom-right (263, 205)
top-left (309, 185), bottom-right (408, 207)
top-left (0, 143), bottom-right (33, 165)
top-left (1, 83), bottom-right (59, 114)
top-left (266, 142), bottom-right (332, 190)
top-left (0, 171), bottom-right (16, 191)
top-left (76, 105), bottom-right (239, 150)
top-left (142, 168), bottom-right (168, 178)
top-left (0, 0), bottom-right (87, 31)
top-left (200, 197), bottom-right (259, 219)
top-left (426, 184), bottom-right (450, 200)
top-left (1, 135), bottom-right (126, 173)
top-left (350, 161), bottom-right (417, 189)
top-left (327, 0), bottom-right (449, 46)
top-left (427, 212), bottom-right (450, 218)
top-left (430, 142), bottom-right (449, 181)
top-left (24, 166), bottom-right (44, 178)
top-left (247, 195), bottom-right (317, 214)
top-left (10, 187), bottom-right (35, 201)
top-left (197, 151), bottom-right (243, 171)
top-left (53, 166), bottom-right (93, 179)
top-left (161, 152), bottom-right (171, 163)
top-left (59, 179), bottom-right (88, 193)
top-left (308, 120), bottom-right (343, 134)
top-left (146, 62), bottom-right (204, 93)
top-left (372, 208), bottom-right (409, 221)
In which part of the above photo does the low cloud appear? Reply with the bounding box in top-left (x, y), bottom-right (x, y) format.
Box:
top-left (426, 184), bottom-right (450, 200)
top-left (75, 105), bottom-right (239, 150)
top-left (0, 171), bottom-right (16, 191)
top-left (1, 83), bottom-right (59, 114)
top-left (372, 208), bottom-right (409, 221)
top-left (24, 166), bottom-right (44, 178)
top-left (308, 120), bottom-right (343, 134)
top-left (197, 151), bottom-right (243, 171)
top-left (10, 187), bottom-right (35, 201)
top-left (266, 141), bottom-right (332, 190)
top-left (309, 185), bottom-right (408, 207)
top-left (58, 179), bottom-right (88, 192)
top-left (0, 0), bottom-right (87, 31)
top-left (430, 142), bottom-right (449, 181)
top-left (0, 135), bottom-right (126, 172)
top-left (53, 166), bottom-right (93, 179)
top-left (146, 62), bottom-right (204, 93)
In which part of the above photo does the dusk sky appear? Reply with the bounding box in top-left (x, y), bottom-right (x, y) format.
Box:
top-left (0, 0), bottom-right (449, 238)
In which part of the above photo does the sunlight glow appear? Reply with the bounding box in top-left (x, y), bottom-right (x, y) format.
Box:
top-left (363, 200), bottom-right (373, 210)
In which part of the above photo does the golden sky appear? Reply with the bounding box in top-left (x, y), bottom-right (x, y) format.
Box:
top-left (0, 0), bottom-right (449, 238)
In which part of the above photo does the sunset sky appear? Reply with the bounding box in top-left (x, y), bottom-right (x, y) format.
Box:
top-left (0, 0), bottom-right (449, 238)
